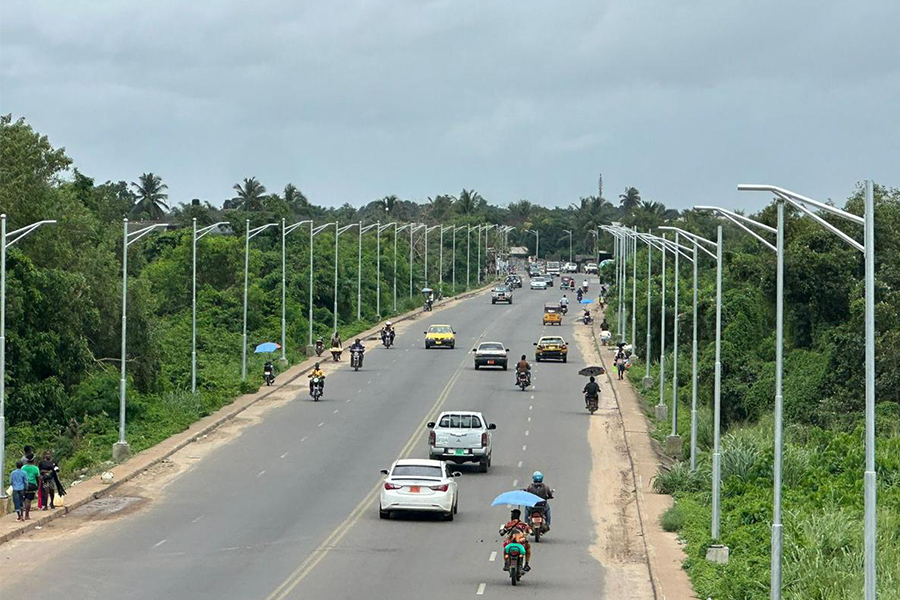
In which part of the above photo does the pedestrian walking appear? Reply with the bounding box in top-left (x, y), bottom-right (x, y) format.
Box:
top-left (38, 451), bottom-right (65, 510)
top-left (616, 352), bottom-right (627, 380)
top-left (9, 460), bottom-right (27, 521)
top-left (20, 457), bottom-right (40, 520)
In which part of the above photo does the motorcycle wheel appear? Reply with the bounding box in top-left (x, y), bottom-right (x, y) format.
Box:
top-left (534, 529), bottom-right (542, 543)
top-left (510, 566), bottom-right (518, 586)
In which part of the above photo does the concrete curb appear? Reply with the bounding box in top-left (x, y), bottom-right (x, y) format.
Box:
top-left (0, 281), bottom-right (497, 545)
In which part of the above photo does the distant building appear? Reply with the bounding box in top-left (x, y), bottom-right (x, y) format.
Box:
top-left (508, 246), bottom-right (529, 257)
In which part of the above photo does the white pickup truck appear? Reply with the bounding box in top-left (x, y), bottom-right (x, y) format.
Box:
top-left (427, 411), bottom-right (496, 472)
top-left (546, 261), bottom-right (561, 276)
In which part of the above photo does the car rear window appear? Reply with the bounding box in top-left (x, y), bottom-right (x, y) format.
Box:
top-left (480, 343), bottom-right (504, 351)
top-left (392, 465), bottom-right (443, 478)
top-left (429, 325), bottom-right (452, 334)
top-left (438, 414), bottom-right (483, 428)
top-left (541, 338), bottom-right (564, 345)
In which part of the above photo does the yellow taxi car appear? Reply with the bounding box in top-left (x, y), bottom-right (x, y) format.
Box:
top-left (424, 324), bottom-right (456, 349)
top-left (534, 335), bottom-right (568, 362)
top-left (543, 303), bottom-right (562, 326)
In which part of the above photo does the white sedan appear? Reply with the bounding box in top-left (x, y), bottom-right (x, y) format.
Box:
top-left (530, 277), bottom-right (548, 290)
top-left (379, 459), bottom-right (461, 520)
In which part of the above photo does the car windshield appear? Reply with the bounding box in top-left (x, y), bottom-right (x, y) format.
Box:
top-left (438, 414), bottom-right (483, 428)
top-left (493, 287), bottom-right (509, 292)
top-left (429, 326), bottom-right (453, 334)
top-left (541, 337), bottom-right (564, 345)
top-left (479, 343), bottom-right (505, 351)
top-left (391, 465), bottom-right (443, 478)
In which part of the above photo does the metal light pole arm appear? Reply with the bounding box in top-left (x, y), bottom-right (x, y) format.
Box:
top-left (284, 220), bottom-right (312, 237)
top-left (5, 220), bottom-right (58, 247)
top-left (337, 224), bottom-right (358, 235)
top-left (380, 222), bottom-right (397, 233)
top-left (658, 226), bottom-right (718, 259)
top-left (248, 222), bottom-right (279, 240)
top-left (738, 184), bottom-right (864, 225)
top-left (695, 206), bottom-right (776, 252)
top-left (196, 221), bottom-right (229, 240)
top-left (782, 197), bottom-right (864, 252)
top-left (313, 223), bottom-right (335, 236)
top-left (126, 223), bottom-right (170, 247)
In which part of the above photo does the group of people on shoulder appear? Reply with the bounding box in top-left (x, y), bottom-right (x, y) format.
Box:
top-left (8, 445), bottom-right (66, 521)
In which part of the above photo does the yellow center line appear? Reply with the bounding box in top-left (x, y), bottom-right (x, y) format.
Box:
top-left (264, 329), bottom-right (490, 600)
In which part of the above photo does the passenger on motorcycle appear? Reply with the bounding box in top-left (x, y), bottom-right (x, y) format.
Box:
top-left (583, 376), bottom-right (600, 409)
top-left (515, 355), bottom-right (532, 386)
top-left (500, 509), bottom-right (532, 571)
top-left (263, 360), bottom-right (275, 384)
top-left (381, 322), bottom-right (395, 344)
top-left (308, 363), bottom-right (325, 394)
top-left (525, 471), bottom-right (554, 527)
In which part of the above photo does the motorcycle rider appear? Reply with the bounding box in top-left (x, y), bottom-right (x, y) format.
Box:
top-left (515, 354), bottom-right (532, 387)
top-left (500, 508), bottom-right (532, 572)
top-left (349, 338), bottom-right (365, 365)
top-left (315, 337), bottom-right (325, 355)
top-left (576, 287), bottom-right (584, 302)
top-left (583, 375), bottom-right (600, 409)
top-left (582, 308), bottom-right (592, 324)
top-left (263, 360), bottom-right (275, 384)
top-left (308, 362), bottom-right (325, 395)
top-left (381, 321), bottom-right (395, 345)
top-left (559, 294), bottom-right (569, 313)
top-left (525, 471), bottom-right (554, 528)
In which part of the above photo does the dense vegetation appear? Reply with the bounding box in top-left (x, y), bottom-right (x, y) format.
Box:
top-left (603, 188), bottom-right (900, 599)
top-left (0, 116), bottom-right (649, 483)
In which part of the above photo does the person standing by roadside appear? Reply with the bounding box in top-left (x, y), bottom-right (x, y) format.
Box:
top-left (38, 451), bottom-right (65, 510)
top-left (9, 461), bottom-right (27, 521)
top-left (21, 457), bottom-right (40, 520)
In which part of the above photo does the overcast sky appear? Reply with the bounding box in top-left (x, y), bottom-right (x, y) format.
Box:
top-left (2, 0), bottom-right (898, 212)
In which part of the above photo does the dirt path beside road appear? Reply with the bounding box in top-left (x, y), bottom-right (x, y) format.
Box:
top-left (572, 314), bottom-right (696, 599)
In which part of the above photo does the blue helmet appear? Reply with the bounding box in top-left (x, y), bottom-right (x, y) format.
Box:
top-left (532, 471), bottom-right (543, 483)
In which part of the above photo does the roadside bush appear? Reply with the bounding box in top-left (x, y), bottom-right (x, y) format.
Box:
top-left (661, 503), bottom-right (686, 532)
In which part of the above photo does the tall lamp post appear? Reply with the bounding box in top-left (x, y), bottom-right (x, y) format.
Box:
top-left (117, 218), bottom-right (169, 459)
top-left (392, 224), bottom-right (411, 310)
top-left (563, 229), bottom-right (573, 264)
top-left (357, 221), bottom-right (377, 321)
top-left (695, 205), bottom-right (776, 563)
top-left (483, 224), bottom-right (497, 280)
top-left (334, 223), bottom-right (359, 332)
top-left (308, 223), bottom-right (335, 346)
top-left (424, 225), bottom-right (440, 287)
top-left (737, 182), bottom-right (876, 600)
top-left (192, 219), bottom-right (228, 391)
top-left (281, 219), bottom-right (312, 362)
top-left (0, 215), bottom-right (56, 488)
top-left (242, 220), bottom-right (279, 382)
top-left (376, 222), bottom-right (396, 318)
top-left (450, 226), bottom-right (458, 291)
top-left (659, 225), bottom-right (718, 472)
top-left (525, 228), bottom-right (539, 263)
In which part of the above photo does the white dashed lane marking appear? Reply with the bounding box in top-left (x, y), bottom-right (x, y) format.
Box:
top-left (318, 422), bottom-right (324, 427)
top-left (191, 515), bottom-right (204, 523)
top-left (280, 452), bottom-right (289, 459)
top-left (489, 551), bottom-right (497, 562)
top-left (334, 409), bottom-right (339, 414)
top-left (522, 445), bottom-right (527, 451)
top-left (476, 583), bottom-right (486, 595)
top-left (301, 436), bottom-right (308, 442)
top-left (517, 461), bottom-right (523, 468)
top-left (525, 430), bottom-right (529, 436)
top-left (153, 539), bottom-right (167, 548)
top-left (512, 479), bottom-right (518, 487)
top-left (256, 470), bottom-right (266, 478)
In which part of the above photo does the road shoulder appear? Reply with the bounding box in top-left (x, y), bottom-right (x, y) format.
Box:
top-left (572, 314), bottom-right (696, 599)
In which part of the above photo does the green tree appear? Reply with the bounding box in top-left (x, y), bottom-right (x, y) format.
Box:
top-left (130, 173), bottom-right (169, 219)
top-left (231, 177), bottom-right (267, 212)
top-left (283, 183), bottom-right (308, 213)
top-left (455, 189), bottom-right (485, 216)
top-left (619, 186), bottom-right (642, 212)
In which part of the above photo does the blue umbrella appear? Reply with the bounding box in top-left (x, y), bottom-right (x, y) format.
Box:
top-left (254, 342), bottom-right (281, 354)
top-left (580, 299), bottom-right (593, 304)
top-left (491, 490), bottom-right (545, 508)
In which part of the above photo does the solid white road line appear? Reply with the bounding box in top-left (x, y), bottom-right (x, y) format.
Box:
top-left (476, 583), bottom-right (486, 595)
top-left (489, 551), bottom-right (497, 562)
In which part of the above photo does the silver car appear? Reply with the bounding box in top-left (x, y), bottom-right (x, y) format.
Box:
top-left (427, 411), bottom-right (496, 472)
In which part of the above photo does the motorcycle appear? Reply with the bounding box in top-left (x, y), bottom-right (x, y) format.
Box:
top-left (263, 366), bottom-right (275, 386)
top-left (560, 304), bottom-right (568, 316)
top-left (350, 348), bottom-right (364, 371)
top-left (310, 376), bottom-right (324, 402)
top-left (586, 393), bottom-right (599, 414)
top-left (424, 299), bottom-right (433, 312)
top-left (381, 330), bottom-right (394, 348)
top-left (582, 311), bottom-right (593, 325)
top-left (516, 370), bottom-right (530, 391)
top-left (315, 339), bottom-right (325, 357)
top-left (527, 502), bottom-right (551, 542)
top-left (503, 541), bottom-right (527, 586)
top-left (576, 291), bottom-right (584, 303)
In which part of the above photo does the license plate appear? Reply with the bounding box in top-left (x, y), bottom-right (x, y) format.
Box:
top-left (488, 360), bottom-right (495, 365)
top-left (409, 486), bottom-right (421, 493)
top-left (454, 449), bottom-right (467, 455)
top-left (434, 341), bottom-right (442, 345)
top-left (532, 516), bottom-right (542, 524)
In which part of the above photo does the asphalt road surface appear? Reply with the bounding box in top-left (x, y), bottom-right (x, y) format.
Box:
top-left (2, 279), bottom-right (608, 599)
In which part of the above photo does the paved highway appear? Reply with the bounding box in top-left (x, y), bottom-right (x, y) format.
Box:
top-left (2, 281), bottom-right (609, 599)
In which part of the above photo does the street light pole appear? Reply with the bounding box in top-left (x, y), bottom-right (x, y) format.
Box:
top-left (376, 222), bottom-right (395, 318)
top-left (466, 225), bottom-right (471, 289)
top-left (563, 229), bottom-right (572, 263)
top-left (357, 222), bottom-right (377, 321)
top-left (0, 215), bottom-right (56, 489)
top-left (117, 218), bottom-right (168, 458)
top-left (308, 222), bottom-right (334, 347)
top-left (737, 183), bottom-right (875, 599)
top-left (334, 223), bottom-right (359, 332)
top-left (281, 219), bottom-right (312, 361)
top-left (631, 227), bottom-right (637, 353)
top-left (242, 220), bottom-right (278, 382)
top-left (193, 220), bottom-right (228, 390)
top-left (451, 226), bottom-right (457, 291)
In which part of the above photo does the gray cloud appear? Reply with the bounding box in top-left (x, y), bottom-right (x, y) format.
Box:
top-left (2, 0), bottom-right (898, 211)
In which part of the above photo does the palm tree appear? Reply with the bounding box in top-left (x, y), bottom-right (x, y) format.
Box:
top-left (570, 195), bottom-right (614, 252)
top-left (130, 173), bottom-right (169, 219)
top-left (619, 187), bottom-right (642, 212)
top-left (283, 183), bottom-right (308, 212)
top-left (232, 177), bottom-right (267, 211)
top-left (426, 194), bottom-right (454, 221)
top-left (626, 200), bottom-right (678, 230)
top-left (379, 194), bottom-right (398, 215)
top-left (455, 189), bottom-right (484, 216)
top-left (507, 200), bottom-right (533, 225)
